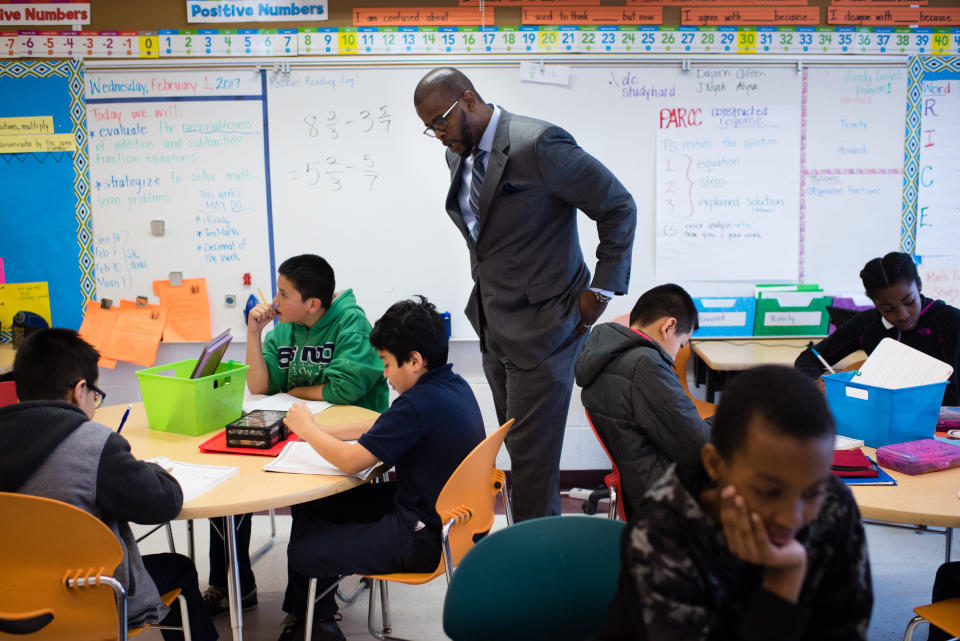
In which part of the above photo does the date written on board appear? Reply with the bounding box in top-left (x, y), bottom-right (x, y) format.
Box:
top-left (289, 154), bottom-right (379, 192)
top-left (303, 107), bottom-right (392, 140)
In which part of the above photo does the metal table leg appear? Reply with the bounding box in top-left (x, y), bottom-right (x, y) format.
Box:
top-left (225, 514), bottom-right (244, 641)
top-left (947, 527), bottom-right (953, 563)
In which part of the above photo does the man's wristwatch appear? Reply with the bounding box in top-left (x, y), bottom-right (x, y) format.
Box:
top-left (593, 291), bottom-right (612, 304)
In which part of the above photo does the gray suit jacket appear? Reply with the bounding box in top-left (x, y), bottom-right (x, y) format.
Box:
top-left (445, 109), bottom-right (637, 370)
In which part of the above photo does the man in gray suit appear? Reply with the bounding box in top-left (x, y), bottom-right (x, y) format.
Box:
top-left (413, 67), bottom-right (637, 520)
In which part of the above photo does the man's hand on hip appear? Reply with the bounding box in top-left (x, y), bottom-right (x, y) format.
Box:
top-left (577, 290), bottom-right (608, 334)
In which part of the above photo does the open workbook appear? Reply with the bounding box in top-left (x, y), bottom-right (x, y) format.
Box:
top-left (148, 457), bottom-right (239, 502)
top-left (242, 391), bottom-right (332, 414)
top-left (263, 441), bottom-right (380, 480)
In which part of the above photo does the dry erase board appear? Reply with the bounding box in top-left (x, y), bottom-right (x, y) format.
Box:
top-left (85, 59), bottom-right (924, 336)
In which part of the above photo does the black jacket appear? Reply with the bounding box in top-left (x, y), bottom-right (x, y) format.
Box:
top-left (575, 323), bottom-right (711, 519)
top-left (796, 296), bottom-right (960, 405)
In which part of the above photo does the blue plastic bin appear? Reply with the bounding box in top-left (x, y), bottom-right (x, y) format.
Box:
top-left (692, 297), bottom-right (756, 338)
top-left (823, 371), bottom-right (947, 448)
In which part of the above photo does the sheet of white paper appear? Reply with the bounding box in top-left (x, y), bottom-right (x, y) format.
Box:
top-left (263, 441), bottom-right (373, 478)
top-left (855, 338), bottom-right (954, 389)
top-left (834, 435), bottom-right (865, 450)
top-left (148, 457), bottom-right (239, 502)
top-left (243, 391), bottom-right (332, 414)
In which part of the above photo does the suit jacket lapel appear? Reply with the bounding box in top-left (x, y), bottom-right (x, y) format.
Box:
top-left (476, 109), bottom-right (510, 241)
top-left (444, 151), bottom-right (471, 239)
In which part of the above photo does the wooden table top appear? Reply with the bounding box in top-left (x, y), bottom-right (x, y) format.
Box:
top-left (851, 447), bottom-right (960, 529)
top-left (691, 337), bottom-right (865, 372)
top-left (95, 402), bottom-right (378, 520)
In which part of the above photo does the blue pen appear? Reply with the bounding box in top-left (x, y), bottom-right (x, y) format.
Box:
top-left (808, 343), bottom-right (836, 375)
top-left (117, 403), bottom-right (133, 434)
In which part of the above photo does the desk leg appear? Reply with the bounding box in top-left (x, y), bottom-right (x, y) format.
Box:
top-left (225, 514), bottom-right (244, 641)
top-left (947, 527), bottom-right (953, 563)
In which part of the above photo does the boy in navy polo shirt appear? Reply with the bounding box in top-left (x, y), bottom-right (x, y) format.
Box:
top-left (277, 296), bottom-right (485, 641)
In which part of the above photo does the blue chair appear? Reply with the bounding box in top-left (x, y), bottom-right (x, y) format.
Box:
top-left (442, 515), bottom-right (624, 641)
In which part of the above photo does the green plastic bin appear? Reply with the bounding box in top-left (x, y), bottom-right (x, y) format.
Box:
top-left (136, 359), bottom-right (248, 436)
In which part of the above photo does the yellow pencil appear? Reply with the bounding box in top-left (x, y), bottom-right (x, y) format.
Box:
top-left (258, 289), bottom-right (267, 304)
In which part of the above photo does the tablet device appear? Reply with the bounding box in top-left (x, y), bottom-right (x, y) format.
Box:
top-left (190, 329), bottom-right (232, 379)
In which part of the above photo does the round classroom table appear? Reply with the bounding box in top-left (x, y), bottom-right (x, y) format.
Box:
top-left (94, 402), bottom-right (379, 641)
top-left (851, 447), bottom-right (960, 562)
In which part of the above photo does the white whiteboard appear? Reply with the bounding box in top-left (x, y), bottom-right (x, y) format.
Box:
top-left (86, 60), bottom-right (921, 337)
top-left (86, 69), bottom-right (274, 338)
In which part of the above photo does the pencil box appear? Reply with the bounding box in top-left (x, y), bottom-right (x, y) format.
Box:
top-left (225, 410), bottom-right (289, 449)
top-left (875, 439), bottom-right (960, 476)
top-left (938, 406), bottom-right (960, 431)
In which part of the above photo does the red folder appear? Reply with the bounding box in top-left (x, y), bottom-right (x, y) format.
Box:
top-left (199, 429), bottom-right (300, 457)
top-left (831, 449), bottom-right (878, 478)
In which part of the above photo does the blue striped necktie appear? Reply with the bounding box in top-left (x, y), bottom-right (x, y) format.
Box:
top-left (468, 149), bottom-right (486, 241)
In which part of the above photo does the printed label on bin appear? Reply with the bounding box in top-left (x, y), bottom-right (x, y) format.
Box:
top-left (845, 386), bottom-right (869, 400)
top-left (700, 311), bottom-right (747, 326)
top-left (764, 311), bottom-right (822, 326)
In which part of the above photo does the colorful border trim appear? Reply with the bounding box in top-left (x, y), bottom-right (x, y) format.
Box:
top-left (901, 55), bottom-right (960, 254)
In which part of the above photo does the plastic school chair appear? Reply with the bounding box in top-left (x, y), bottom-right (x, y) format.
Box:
top-left (0, 492), bottom-right (191, 641)
top-left (584, 409), bottom-right (625, 520)
top-left (674, 344), bottom-right (717, 419)
top-left (442, 515), bottom-right (625, 641)
top-left (904, 598), bottom-right (960, 641)
top-left (0, 381), bottom-right (17, 407)
top-left (303, 419), bottom-right (515, 641)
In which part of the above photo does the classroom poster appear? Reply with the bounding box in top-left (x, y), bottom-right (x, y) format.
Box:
top-left (915, 75), bottom-right (960, 257)
top-left (0, 60), bottom-right (93, 340)
top-left (655, 69), bottom-right (801, 281)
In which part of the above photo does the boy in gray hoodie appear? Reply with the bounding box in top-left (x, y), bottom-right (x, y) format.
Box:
top-left (575, 284), bottom-right (711, 519)
top-left (0, 329), bottom-right (217, 641)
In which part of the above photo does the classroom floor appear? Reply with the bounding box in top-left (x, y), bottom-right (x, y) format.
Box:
top-left (134, 501), bottom-right (947, 641)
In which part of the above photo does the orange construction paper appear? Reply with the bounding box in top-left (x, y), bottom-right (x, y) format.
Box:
top-left (828, 6), bottom-right (960, 24)
top-left (523, 6), bottom-right (662, 23)
top-left (78, 300), bottom-right (119, 369)
top-left (681, 6), bottom-right (820, 24)
top-left (461, 0), bottom-right (599, 5)
top-left (153, 277), bottom-right (212, 343)
top-left (627, 0), bottom-right (809, 5)
top-left (100, 300), bottom-right (167, 368)
top-left (830, 0), bottom-right (927, 5)
top-left (352, 7), bottom-right (495, 25)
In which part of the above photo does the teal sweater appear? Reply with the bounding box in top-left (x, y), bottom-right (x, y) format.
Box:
top-left (262, 289), bottom-right (388, 412)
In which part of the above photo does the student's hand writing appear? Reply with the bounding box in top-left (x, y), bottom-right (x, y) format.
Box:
top-left (577, 290), bottom-right (608, 334)
top-left (284, 402), bottom-right (316, 437)
top-left (247, 303), bottom-right (276, 335)
top-left (718, 485), bottom-right (808, 603)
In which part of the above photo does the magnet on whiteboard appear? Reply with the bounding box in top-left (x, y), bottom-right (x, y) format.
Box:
top-left (135, 296), bottom-right (149, 308)
top-left (150, 220), bottom-right (165, 236)
top-left (225, 294), bottom-right (237, 307)
top-left (100, 298), bottom-right (113, 310)
top-left (169, 271), bottom-right (183, 287)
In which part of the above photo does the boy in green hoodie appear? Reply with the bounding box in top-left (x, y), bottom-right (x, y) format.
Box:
top-left (204, 254), bottom-right (388, 616)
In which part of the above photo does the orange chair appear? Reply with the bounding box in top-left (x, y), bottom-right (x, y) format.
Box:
top-left (303, 419), bottom-right (515, 641)
top-left (0, 492), bottom-right (191, 641)
top-left (584, 410), bottom-right (625, 521)
top-left (904, 598), bottom-right (960, 640)
top-left (674, 344), bottom-right (717, 419)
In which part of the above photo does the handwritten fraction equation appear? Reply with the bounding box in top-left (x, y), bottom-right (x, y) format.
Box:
top-left (289, 154), bottom-right (379, 192)
top-left (303, 107), bottom-right (392, 140)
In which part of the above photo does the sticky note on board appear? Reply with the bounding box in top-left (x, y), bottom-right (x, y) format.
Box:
top-left (100, 299), bottom-right (167, 367)
top-left (0, 282), bottom-right (52, 331)
top-left (0, 116), bottom-right (54, 135)
top-left (154, 277), bottom-right (212, 342)
top-left (78, 300), bottom-right (119, 369)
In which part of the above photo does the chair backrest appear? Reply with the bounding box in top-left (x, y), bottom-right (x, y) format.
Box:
top-left (434, 419), bottom-right (513, 571)
top-left (584, 410), bottom-right (625, 520)
top-left (0, 381), bottom-right (17, 407)
top-left (443, 515), bottom-right (625, 641)
top-left (674, 344), bottom-right (716, 419)
top-left (0, 492), bottom-right (123, 640)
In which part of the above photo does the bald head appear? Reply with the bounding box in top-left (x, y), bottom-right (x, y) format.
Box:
top-left (413, 67), bottom-right (484, 107)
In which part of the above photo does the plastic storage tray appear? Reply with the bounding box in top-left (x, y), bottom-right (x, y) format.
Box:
top-left (136, 359), bottom-right (248, 436)
top-left (876, 439), bottom-right (960, 476)
top-left (823, 371), bottom-right (946, 448)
